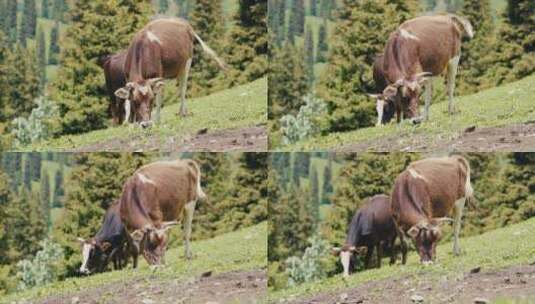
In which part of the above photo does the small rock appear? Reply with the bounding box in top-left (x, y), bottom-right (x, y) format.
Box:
top-left (504, 277), bottom-right (511, 284)
top-left (71, 297), bottom-right (80, 304)
top-left (411, 294), bottom-right (424, 303)
top-left (340, 293), bottom-right (348, 301)
top-left (464, 125), bottom-right (476, 133)
top-left (201, 270), bottom-right (213, 278)
top-left (473, 297), bottom-right (489, 304)
top-left (142, 299), bottom-right (155, 304)
top-left (470, 267), bottom-right (481, 274)
top-left (197, 128), bottom-right (209, 135)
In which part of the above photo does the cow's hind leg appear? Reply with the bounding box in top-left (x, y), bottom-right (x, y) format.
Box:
top-left (154, 91), bottom-right (163, 125)
top-left (183, 200), bottom-right (196, 259)
top-left (376, 242), bottom-right (383, 268)
top-left (424, 78), bottom-right (433, 121)
top-left (178, 58), bottom-right (193, 117)
top-left (447, 55), bottom-right (461, 115)
top-left (453, 197), bottom-right (466, 256)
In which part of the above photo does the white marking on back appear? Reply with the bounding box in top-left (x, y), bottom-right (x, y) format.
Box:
top-left (400, 29), bottom-right (420, 41)
top-left (409, 168), bottom-right (426, 181)
top-left (146, 31), bottom-right (161, 44)
top-left (138, 173), bottom-right (156, 185)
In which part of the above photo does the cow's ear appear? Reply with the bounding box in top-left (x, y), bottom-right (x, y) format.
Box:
top-left (115, 87), bottom-right (131, 99)
top-left (355, 246), bottom-right (368, 255)
top-left (99, 242), bottom-right (111, 251)
top-left (407, 225), bottom-right (420, 239)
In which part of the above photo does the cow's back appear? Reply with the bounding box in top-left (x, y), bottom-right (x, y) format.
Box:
top-left (400, 16), bottom-right (461, 75)
top-left (407, 157), bottom-right (467, 216)
top-left (367, 195), bottom-right (395, 240)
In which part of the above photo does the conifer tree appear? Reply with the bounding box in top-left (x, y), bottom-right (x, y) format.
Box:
top-left (316, 21), bottom-right (328, 62)
top-left (158, 0), bottom-right (169, 14)
top-left (21, 0), bottom-right (37, 40)
top-left (268, 43), bottom-right (308, 125)
top-left (188, 0), bottom-right (225, 97)
top-left (42, 0), bottom-right (49, 18)
top-left (52, 166), bottom-right (63, 207)
top-left (483, 0), bottom-right (534, 86)
top-left (40, 172), bottom-right (51, 231)
top-left (320, 0), bottom-right (332, 19)
top-left (310, 0), bottom-right (317, 16)
top-left (52, 0), bottom-right (152, 134)
top-left (289, 0), bottom-right (305, 37)
top-left (48, 22), bottom-right (59, 65)
top-left (321, 159), bottom-right (333, 204)
top-left (217, 153), bottom-right (268, 233)
top-left (36, 26), bottom-right (47, 89)
top-left (219, 0), bottom-right (268, 87)
top-left (304, 24), bottom-right (315, 87)
top-left (275, 0), bottom-right (286, 46)
top-left (319, 0), bottom-right (419, 132)
top-left (6, 0), bottom-right (17, 45)
top-left (309, 164), bottom-right (320, 223)
top-left (52, 0), bottom-right (66, 22)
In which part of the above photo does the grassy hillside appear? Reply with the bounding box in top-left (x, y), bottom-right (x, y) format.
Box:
top-left (269, 217), bottom-right (535, 302)
top-left (282, 74), bottom-right (535, 151)
top-left (18, 78), bottom-right (266, 151)
top-left (1, 222), bottom-right (267, 303)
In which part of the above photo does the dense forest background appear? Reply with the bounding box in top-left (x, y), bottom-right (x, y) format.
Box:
top-left (268, 0), bottom-right (534, 146)
top-left (268, 152), bottom-right (535, 289)
top-left (0, 0), bottom-right (267, 147)
top-left (0, 152), bottom-right (267, 295)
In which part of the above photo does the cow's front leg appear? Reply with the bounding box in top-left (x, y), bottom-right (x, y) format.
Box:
top-left (183, 200), bottom-right (197, 259)
top-left (424, 79), bottom-right (433, 121)
top-left (154, 92), bottom-right (163, 125)
top-left (447, 55), bottom-right (460, 115)
top-left (178, 58), bottom-right (192, 117)
top-left (123, 99), bottom-right (131, 125)
top-left (453, 197), bottom-right (466, 256)
top-left (376, 242), bottom-right (383, 268)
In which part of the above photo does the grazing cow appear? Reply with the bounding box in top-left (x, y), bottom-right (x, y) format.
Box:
top-left (379, 14), bottom-right (474, 123)
top-left (97, 51), bottom-right (128, 125)
top-left (368, 54), bottom-right (403, 125)
top-left (114, 18), bottom-right (227, 128)
top-left (78, 201), bottom-right (131, 274)
top-left (118, 159), bottom-right (206, 266)
top-left (332, 194), bottom-right (397, 277)
top-left (391, 155), bottom-right (474, 265)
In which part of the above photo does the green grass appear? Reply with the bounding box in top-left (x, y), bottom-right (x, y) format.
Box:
top-left (269, 217), bottom-right (535, 302)
top-left (281, 74), bottom-right (535, 151)
top-left (20, 78), bottom-right (266, 151)
top-left (1, 222), bottom-right (267, 303)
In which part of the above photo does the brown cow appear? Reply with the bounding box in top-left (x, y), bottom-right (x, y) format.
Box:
top-left (114, 18), bottom-right (226, 128)
top-left (118, 159), bottom-right (206, 265)
top-left (332, 194), bottom-right (397, 277)
top-left (97, 51), bottom-right (128, 125)
top-left (379, 14), bottom-right (474, 124)
top-left (391, 155), bottom-right (474, 265)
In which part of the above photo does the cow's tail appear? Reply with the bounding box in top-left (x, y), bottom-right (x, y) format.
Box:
top-left (185, 159), bottom-right (207, 201)
top-left (456, 156), bottom-right (476, 209)
top-left (449, 14), bottom-right (474, 39)
top-left (190, 29), bottom-right (227, 71)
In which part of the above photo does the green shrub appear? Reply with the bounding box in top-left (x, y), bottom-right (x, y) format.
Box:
top-left (285, 235), bottom-right (330, 287)
top-left (16, 239), bottom-right (64, 290)
top-left (11, 97), bottom-right (59, 146)
top-left (280, 95), bottom-right (327, 145)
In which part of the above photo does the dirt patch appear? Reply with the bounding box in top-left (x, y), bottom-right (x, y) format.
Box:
top-left (39, 269), bottom-right (266, 304)
top-left (74, 126), bottom-right (267, 152)
top-left (285, 265), bottom-right (535, 304)
top-left (338, 123), bottom-right (535, 152)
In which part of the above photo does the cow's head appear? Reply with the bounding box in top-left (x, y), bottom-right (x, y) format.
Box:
top-left (406, 218), bottom-right (452, 264)
top-left (332, 245), bottom-right (368, 277)
top-left (383, 72), bottom-right (431, 122)
top-left (130, 221), bottom-right (178, 265)
top-left (114, 78), bottom-right (165, 128)
top-left (368, 88), bottom-right (396, 126)
top-left (77, 238), bottom-right (112, 274)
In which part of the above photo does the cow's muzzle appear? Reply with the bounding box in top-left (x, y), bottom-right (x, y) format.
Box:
top-left (140, 121), bottom-right (153, 129)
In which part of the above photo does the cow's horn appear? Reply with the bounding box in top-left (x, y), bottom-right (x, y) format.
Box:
top-left (415, 72), bottom-right (433, 79)
top-left (161, 221), bottom-right (178, 229)
top-left (148, 77), bottom-right (164, 85)
top-left (433, 217), bottom-right (453, 225)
